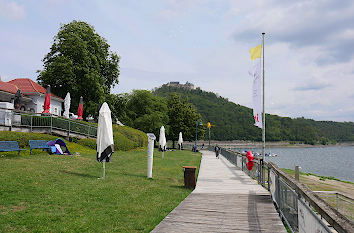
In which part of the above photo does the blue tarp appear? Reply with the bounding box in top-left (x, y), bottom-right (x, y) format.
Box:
top-left (46, 138), bottom-right (71, 155)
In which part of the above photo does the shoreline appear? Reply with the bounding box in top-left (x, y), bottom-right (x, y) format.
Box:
top-left (283, 168), bottom-right (354, 200)
top-left (185, 140), bottom-right (354, 148)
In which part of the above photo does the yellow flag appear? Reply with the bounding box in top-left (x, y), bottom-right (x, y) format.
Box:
top-left (249, 44), bottom-right (262, 60)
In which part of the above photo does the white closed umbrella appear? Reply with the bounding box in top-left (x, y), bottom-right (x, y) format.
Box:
top-left (97, 102), bottom-right (114, 179)
top-left (159, 126), bottom-right (167, 158)
top-left (178, 132), bottom-right (183, 150)
top-left (63, 92), bottom-right (71, 118)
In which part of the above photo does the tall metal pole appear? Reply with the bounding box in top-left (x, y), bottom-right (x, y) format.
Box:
top-left (208, 127), bottom-right (211, 147)
top-left (195, 120), bottom-right (198, 152)
top-left (262, 32), bottom-right (265, 161)
top-left (102, 161), bottom-right (105, 179)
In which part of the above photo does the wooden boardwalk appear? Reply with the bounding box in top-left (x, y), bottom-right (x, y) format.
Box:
top-left (152, 150), bottom-right (286, 232)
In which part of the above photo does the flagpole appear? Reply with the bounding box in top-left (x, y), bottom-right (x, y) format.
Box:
top-left (262, 33), bottom-right (265, 160)
top-left (262, 32), bottom-right (265, 186)
top-left (103, 161), bottom-right (105, 179)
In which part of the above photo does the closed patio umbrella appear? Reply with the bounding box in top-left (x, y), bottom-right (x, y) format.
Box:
top-left (77, 96), bottom-right (83, 120)
top-left (63, 92), bottom-right (71, 118)
top-left (42, 85), bottom-right (51, 114)
top-left (159, 126), bottom-right (167, 158)
top-left (178, 132), bottom-right (183, 150)
top-left (97, 102), bottom-right (114, 179)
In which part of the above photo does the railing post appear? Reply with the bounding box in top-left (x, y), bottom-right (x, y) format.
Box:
top-left (275, 173), bottom-right (279, 207)
top-left (68, 121), bottom-right (71, 138)
top-left (87, 126), bottom-right (90, 138)
top-left (267, 164), bottom-right (270, 191)
top-left (50, 115), bottom-right (52, 134)
top-left (259, 162), bottom-right (262, 184)
top-left (262, 159), bottom-right (265, 187)
top-left (30, 115), bottom-right (33, 132)
top-left (295, 165), bottom-right (300, 181)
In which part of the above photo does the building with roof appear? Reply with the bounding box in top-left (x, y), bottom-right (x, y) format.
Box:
top-left (166, 81), bottom-right (195, 89)
top-left (0, 78), bottom-right (63, 115)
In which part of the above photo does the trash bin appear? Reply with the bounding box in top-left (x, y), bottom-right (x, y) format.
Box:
top-left (182, 166), bottom-right (197, 189)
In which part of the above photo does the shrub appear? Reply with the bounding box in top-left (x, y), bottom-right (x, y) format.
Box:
top-left (77, 138), bottom-right (96, 150)
top-left (77, 125), bottom-right (148, 151)
top-left (0, 131), bottom-right (58, 148)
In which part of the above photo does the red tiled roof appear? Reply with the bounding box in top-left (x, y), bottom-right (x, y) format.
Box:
top-left (0, 80), bottom-right (18, 94)
top-left (7, 78), bottom-right (63, 100)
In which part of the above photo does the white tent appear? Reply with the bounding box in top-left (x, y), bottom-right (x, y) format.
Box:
top-left (97, 102), bottom-right (114, 178)
top-left (178, 132), bottom-right (183, 150)
top-left (159, 126), bottom-right (167, 158)
top-left (63, 92), bottom-right (71, 118)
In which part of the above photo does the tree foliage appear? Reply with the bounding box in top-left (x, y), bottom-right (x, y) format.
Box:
top-left (124, 90), bottom-right (169, 138)
top-left (153, 85), bottom-right (354, 144)
top-left (37, 20), bottom-right (120, 119)
top-left (167, 94), bottom-right (205, 143)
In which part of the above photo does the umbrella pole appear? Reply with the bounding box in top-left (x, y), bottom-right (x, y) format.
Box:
top-left (162, 151), bottom-right (164, 159)
top-left (103, 161), bottom-right (105, 179)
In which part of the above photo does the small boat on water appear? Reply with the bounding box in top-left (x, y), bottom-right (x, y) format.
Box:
top-left (241, 151), bottom-right (277, 157)
top-left (265, 153), bottom-right (278, 157)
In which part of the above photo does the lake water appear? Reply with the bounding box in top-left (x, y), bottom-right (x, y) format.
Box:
top-left (231, 146), bottom-right (354, 182)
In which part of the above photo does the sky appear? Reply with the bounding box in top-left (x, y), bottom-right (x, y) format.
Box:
top-left (1, 0), bottom-right (354, 122)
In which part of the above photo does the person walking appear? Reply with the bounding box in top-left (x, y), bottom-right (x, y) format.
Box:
top-left (214, 145), bottom-right (220, 159)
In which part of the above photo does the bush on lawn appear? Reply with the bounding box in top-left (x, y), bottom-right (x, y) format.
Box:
top-left (77, 125), bottom-right (147, 151)
top-left (0, 131), bottom-right (58, 148)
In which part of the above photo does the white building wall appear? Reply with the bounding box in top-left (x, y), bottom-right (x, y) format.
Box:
top-left (27, 95), bottom-right (62, 116)
top-left (50, 98), bottom-right (62, 116)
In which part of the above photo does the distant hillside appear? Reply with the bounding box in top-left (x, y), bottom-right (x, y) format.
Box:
top-left (153, 85), bottom-right (354, 144)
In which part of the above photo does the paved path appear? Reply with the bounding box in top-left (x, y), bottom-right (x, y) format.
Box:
top-left (152, 150), bottom-right (286, 232)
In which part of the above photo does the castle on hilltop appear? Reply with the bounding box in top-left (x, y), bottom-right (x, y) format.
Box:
top-left (166, 81), bottom-right (195, 89)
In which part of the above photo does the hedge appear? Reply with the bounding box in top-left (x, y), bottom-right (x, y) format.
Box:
top-left (0, 131), bottom-right (59, 148)
top-left (77, 126), bottom-right (148, 151)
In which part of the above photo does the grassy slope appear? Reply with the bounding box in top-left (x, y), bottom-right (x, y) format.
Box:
top-left (282, 168), bottom-right (354, 221)
top-left (0, 146), bottom-right (201, 232)
top-left (77, 125), bottom-right (148, 151)
top-left (0, 126), bottom-right (148, 152)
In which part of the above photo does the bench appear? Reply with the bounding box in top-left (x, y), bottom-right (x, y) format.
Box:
top-left (0, 141), bottom-right (27, 155)
top-left (29, 140), bottom-right (50, 154)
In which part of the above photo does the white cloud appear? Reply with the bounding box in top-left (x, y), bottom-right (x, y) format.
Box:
top-left (0, 0), bottom-right (25, 20)
top-left (232, 0), bottom-right (354, 63)
top-left (1, 0), bottom-right (354, 122)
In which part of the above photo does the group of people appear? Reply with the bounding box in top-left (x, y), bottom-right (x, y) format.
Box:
top-left (190, 144), bottom-right (221, 159)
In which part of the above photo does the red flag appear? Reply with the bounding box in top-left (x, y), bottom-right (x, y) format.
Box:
top-left (77, 96), bottom-right (83, 120)
top-left (42, 86), bottom-right (51, 114)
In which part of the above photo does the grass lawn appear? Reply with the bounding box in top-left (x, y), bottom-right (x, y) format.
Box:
top-left (0, 147), bottom-right (201, 232)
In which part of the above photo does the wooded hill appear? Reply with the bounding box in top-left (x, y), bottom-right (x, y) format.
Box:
top-left (153, 85), bottom-right (354, 144)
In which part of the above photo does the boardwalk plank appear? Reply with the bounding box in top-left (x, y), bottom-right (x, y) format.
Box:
top-left (152, 150), bottom-right (286, 233)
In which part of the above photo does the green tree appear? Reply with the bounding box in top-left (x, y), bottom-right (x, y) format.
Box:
top-left (106, 93), bottom-right (130, 124)
top-left (167, 94), bottom-right (204, 147)
top-left (125, 90), bottom-right (169, 137)
top-left (37, 20), bottom-right (120, 119)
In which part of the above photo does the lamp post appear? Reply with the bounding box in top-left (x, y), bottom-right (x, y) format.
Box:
top-left (207, 122), bottom-right (211, 147)
top-left (194, 120), bottom-right (202, 152)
